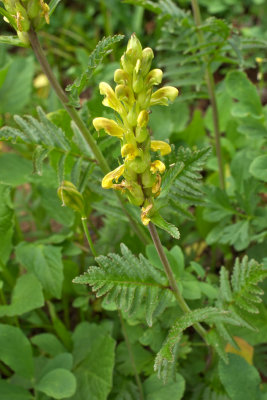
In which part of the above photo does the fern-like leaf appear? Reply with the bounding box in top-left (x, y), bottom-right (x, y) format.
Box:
top-left (66, 35), bottom-right (124, 106)
top-left (159, 146), bottom-right (210, 219)
top-left (212, 256), bottom-right (267, 362)
top-left (73, 243), bottom-right (173, 326)
top-left (155, 307), bottom-right (234, 381)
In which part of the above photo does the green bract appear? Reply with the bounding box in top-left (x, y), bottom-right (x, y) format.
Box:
top-left (93, 34), bottom-right (178, 225)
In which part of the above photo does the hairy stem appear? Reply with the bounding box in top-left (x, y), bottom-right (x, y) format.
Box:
top-left (81, 217), bottom-right (97, 257)
top-left (119, 311), bottom-right (144, 400)
top-left (191, 0), bottom-right (225, 190)
top-left (28, 28), bottom-right (150, 245)
top-left (148, 222), bottom-right (207, 340)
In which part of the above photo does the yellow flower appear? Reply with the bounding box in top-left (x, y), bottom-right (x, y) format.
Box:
top-left (121, 143), bottom-right (140, 161)
top-left (150, 86), bottom-right (179, 106)
top-left (99, 82), bottom-right (122, 113)
top-left (145, 69), bottom-right (163, 87)
top-left (102, 165), bottom-right (125, 189)
top-left (151, 141), bottom-right (171, 156)
top-left (150, 160), bottom-right (166, 174)
top-left (93, 118), bottom-right (124, 138)
top-left (141, 204), bottom-right (153, 226)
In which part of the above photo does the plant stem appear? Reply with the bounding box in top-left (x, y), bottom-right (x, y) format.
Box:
top-left (119, 311), bottom-right (144, 400)
top-left (191, 0), bottom-right (225, 190)
top-left (81, 217), bottom-right (97, 257)
top-left (148, 222), bottom-right (207, 340)
top-left (28, 28), bottom-right (150, 245)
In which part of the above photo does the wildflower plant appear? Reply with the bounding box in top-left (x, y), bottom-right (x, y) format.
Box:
top-left (93, 34), bottom-right (178, 227)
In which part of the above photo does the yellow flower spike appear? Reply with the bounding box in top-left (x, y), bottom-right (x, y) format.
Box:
top-left (151, 140), bottom-right (171, 156)
top-left (102, 165), bottom-right (125, 189)
top-left (121, 143), bottom-right (140, 161)
top-left (150, 86), bottom-right (179, 106)
top-left (99, 82), bottom-right (122, 113)
top-left (93, 118), bottom-right (124, 138)
top-left (150, 160), bottom-right (166, 174)
top-left (126, 33), bottom-right (143, 58)
top-left (141, 204), bottom-right (153, 226)
top-left (146, 69), bottom-right (163, 88)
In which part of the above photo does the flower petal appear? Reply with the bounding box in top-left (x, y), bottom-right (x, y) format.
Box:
top-left (150, 160), bottom-right (166, 174)
top-left (99, 82), bottom-right (122, 113)
top-left (93, 118), bottom-right (124, 138)
top-left (102, 165), bottom-right (125, 189)
top-left (151, 141), bottom-right (171, 156)
top-left (150, 86), bottom-right (178, 106)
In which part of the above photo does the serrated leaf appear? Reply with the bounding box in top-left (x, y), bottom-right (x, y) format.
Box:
top-left (73, 243), bottom-right (171, 326)
top-left (150, 212), bottom-right (180, 239)
top-left (66, 35), bottom-right (124, 105)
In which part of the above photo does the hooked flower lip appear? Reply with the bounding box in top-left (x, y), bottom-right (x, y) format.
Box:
top-left (93, 118), bottom-right (124, 139)
top-left (102, 164), bottom-right (125, 189)
top-left (150, 86), bottom-right (179, 106)
top-left (151, 140), bottom-right (171, 156)
top-left (99, 82), bottom-right (122, 113)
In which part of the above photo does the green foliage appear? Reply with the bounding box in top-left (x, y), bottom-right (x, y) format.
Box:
top-left (219, 354), bottom-right (261, 400)
top-left (74, 243), bottom-right (173, 326)
top-left (160, 146), bottom-right (211, 219)
top-left (66, 34), bottom-right (124, 105)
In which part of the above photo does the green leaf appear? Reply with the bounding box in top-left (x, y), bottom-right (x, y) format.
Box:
top-left (31, 333), bottom-right (67, 356)
top-left (0, 57), bottom-right (34, 113)
top-left (71, 322), bottom-right (115, 400)
top-left (0, 273), bottom-right (44, 317)
top-left (144, 373), bottom-right (185, 400)
top-left (16, 243), bottom-right (64, 299)
top-left (0, 380), bottom-right (32, 400)
top-left (219, 354), bottom-right (261, 400)
top-left (160, 147), bottom-right (211, 219)
top-left (0, 36), bottom-right (27, 47)
top-left (74, 244), bottom-right (172, 326)
top-left (150, 212), bottom-right (180, 239)
top-left (0, 154), bottom-right (32, 186)
top-left (249, 155), bottom-right (267, 182)
top-left (0, 184), bottom-right (14, 264)
top-left (66, 35), bottom-right (124, 105)
top-left (155, 307), bottom-right (230, 380)
top-left (0, 324), bottom-right (34, 378)
top-left (36, 369), bottom-right (76, 399)
top-left (49, 0), bottom-right (62, 15)
top-left (225, 70), bottom-right (262, 117)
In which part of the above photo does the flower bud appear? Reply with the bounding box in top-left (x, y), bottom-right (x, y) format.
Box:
top-left (137, 110), bottom-right (149, 127)
top-left (120, 52), bottom-right (134, 74)
top-left (128, 154), bottom-right (149, 174)
top-left (58, 181), bottom-right (85, 216)
top-left (114, 69), bottom-right (130, 85)
top-left (135, 127), bottom-right (148, 143)
top-left (150, 86), bottom-right (179, 106)
top-left (93, 117), bottom-right (124, 138)
top-left (141, 167), bottom-right (155, 188)
top-left (151, 140), bottom-right (171, 156)
top-left (133, 60), bottom-right (144, 93)
top-left (140, 48), bottom-right (154, 77)
top-left (102, 165), bottom-right (125, 189)
top-left (127, 33), bottom-right (143, 61)
top-left (145, 69), bottom-right (163, 88)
